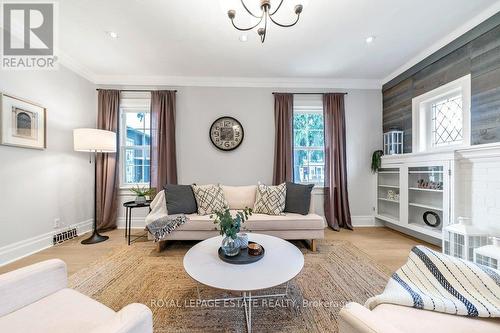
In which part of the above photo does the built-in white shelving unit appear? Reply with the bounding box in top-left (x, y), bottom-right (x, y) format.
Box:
top-left (376, 154), bottom-right (454, 244)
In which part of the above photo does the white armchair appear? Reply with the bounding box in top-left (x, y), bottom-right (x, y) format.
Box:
top-left (0, 259), bottom-right (153, 333)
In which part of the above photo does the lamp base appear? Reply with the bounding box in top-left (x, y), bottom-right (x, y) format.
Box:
top-left (81, 231), bottom-right (109, 245)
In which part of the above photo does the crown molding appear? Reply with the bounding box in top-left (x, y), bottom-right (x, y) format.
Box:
top-left (58, 52), bottom-right (98, 83)
top-left (93, 75), bottom-right (382, 89)
top-left (382, 2), bottom-right (500, 86)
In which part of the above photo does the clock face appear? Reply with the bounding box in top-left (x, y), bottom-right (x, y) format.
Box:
top-left (209, 117), bottom-right (244, 151)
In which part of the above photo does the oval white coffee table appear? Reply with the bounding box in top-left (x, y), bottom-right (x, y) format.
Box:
top-left (183, 233), bottom-right (304, 332)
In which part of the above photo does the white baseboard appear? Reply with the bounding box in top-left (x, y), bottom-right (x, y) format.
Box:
top-left (0, 219), bottom-right (93, 267)
top-left (351, 215), bottom-right (382, 227)
top-left (116, 217), bottom-right (147, 229)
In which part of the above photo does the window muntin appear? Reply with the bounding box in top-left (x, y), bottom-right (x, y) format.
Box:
top-left (431, 94), bottom-right (463, 148)
top-left (293, 95), bottom-right (324, 186)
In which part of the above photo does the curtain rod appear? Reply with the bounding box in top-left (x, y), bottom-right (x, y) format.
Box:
top-left (95, 89), bottom-right (178, 92)
top-left (272, 92), bottom-right (348, 95)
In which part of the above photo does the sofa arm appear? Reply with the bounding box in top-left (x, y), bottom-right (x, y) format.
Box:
top-left (0, 259), bottom-right (67, 317)
top-left (339, 302), bottom-right (402, 333)
top-left (90, 303), bottom-right (153, 333)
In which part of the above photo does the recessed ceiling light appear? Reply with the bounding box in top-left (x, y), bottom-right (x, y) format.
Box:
top-left (239, 34), bottom-right (248, 42)
top-left (365, 36), bottom-right (376, 44)
top-left (107, 31), bottom-right (119, 39)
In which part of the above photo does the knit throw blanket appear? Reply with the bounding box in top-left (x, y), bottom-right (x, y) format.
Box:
top-left (146, 215), bottom-right (187, 242)
top-left (366, 245), bottom-right (500, 317)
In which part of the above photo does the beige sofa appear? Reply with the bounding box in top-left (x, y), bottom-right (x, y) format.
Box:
top-left (146, 185), bottom-right (326, 251)
top-left (339, 302), bottom-right (500, 333)
top-left (0, 259), bottom-right (153, 333)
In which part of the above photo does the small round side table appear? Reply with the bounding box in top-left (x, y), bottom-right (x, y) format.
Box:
top-left (123, 200), bottom-right (152, 245)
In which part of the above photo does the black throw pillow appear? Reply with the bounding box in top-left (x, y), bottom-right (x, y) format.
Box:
top-left (163, 184), bottom-right (197, 215)
top-left (284, 182), bottom-right (314, 215)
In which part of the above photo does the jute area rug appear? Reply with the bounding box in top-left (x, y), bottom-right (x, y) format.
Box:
top-left (69, 240), bottom-right (391, 333)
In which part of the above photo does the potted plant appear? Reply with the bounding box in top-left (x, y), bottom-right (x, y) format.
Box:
top-left (211, 207), bottom-right (252, 257)
top-left (371, 150), bottom-right (384, 173)
top-left (129, 185), bottom-right (155, 203)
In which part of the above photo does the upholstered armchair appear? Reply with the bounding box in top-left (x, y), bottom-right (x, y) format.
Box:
top-left (0, 259), bottom-right (153, 333)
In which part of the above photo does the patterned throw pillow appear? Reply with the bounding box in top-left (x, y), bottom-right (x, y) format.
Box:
top-left (253, 183), bottom-right (286, 215)
top-left (191, 184), bottom-right (228, 215)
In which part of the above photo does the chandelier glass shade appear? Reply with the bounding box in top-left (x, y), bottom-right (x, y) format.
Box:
top-left (227, 0), bottom-right (304, 43)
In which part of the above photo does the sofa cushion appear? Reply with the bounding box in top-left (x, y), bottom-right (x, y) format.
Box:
top-left (178, 212), bottom-right (325, 231)
top-left (222, 185), bottom-right (257, 210)
top-left (284, 182), bottom-right (314, 215)
top-left (253, 183), bottom-right (286, 215)
top-left (164, 184), bottom-right (197, 215)
top-left (191, 184), bottom-right (228, 215)
top-left (0, 288), bottom-right (116, 333)
top-left (371, 304), bottom-right (500, 333)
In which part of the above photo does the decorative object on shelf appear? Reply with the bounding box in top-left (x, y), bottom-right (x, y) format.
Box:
top-left (371, 150), bottom-right (384, 173)
top-left (237, 232), bottom-right (249, 249)
top-left (474, 237), bottom-right (500, 270)
top-left (212, 207), bottom-right (253, 257)
top-left (209, 116), bottom-right (244, 151)
top-left (416, 179), bottom-right (443, 190)
top-left (394, 193), bottom-right (400, 202)
top-left (226, 0), bottom-right (304, 43)
top-left (443, 217), bottom-right (489, 261)
top-left (0, 93), bottom-right (46, 149)
top-left (387, 190), bottom-right (396, 201)
top-left (217, 241), bottom-right (265, 264)
top-left (129, 185), bottom-right (155, 203)
top-left (423, 211), bottom-right (441, 228)
top-left (383, 130), bottom-right (403, 155)
top-left (248, 242), bottom-right (264, 256)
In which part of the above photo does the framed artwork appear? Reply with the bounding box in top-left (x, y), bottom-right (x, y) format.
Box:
top-left (0, 93), bottom-right (46, 149)
top-left (209, 116), bottom-right (244, 151)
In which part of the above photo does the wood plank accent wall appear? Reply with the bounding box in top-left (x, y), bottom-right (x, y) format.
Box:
top-left (382, 22), bottom-right (500, 153)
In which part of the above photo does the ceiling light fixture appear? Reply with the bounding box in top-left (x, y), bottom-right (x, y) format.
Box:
top-left (107, 31), bottom-right (119, 39)
top-left (239, 34), bottom-right (248, 42)
top-left (365, 36), bottom-right (376, 44)
top-left (227, 0), bottom-right (304, 43)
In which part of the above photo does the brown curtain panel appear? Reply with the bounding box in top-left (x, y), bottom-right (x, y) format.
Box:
top-left (96, 90), bottom-right (120, 231)
top-left (323, 93), bottom-right (352, 231)
top-left (151, 90), bottom-right (178, 190)
top-left (273, 93), bottom-right (293, 185)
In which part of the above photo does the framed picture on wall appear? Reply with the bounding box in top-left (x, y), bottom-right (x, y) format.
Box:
top-left (0, 93), bottom-right (47, 149)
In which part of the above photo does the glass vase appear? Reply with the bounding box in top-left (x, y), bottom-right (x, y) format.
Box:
top-left (221, 236), bottom-right (240, 257)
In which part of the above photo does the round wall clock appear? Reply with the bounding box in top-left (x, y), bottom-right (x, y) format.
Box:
top-left (209, 116), bottom-right (244, 151)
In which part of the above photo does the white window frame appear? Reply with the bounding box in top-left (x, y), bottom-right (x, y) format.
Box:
top-left (293, 94), bottom-right (325, 187)
top-left (412, 74), bottom-right (471, 153)
top-left (119, 92), bottom-right (151, 188)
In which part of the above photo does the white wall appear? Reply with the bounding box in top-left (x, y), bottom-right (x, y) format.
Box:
top-left (0, 66), bottom-right (96, 265)
top-left (115, 86), bottom-right (382, 228)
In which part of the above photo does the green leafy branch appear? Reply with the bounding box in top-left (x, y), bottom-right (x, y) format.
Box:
top-left (129, 185), bottom-right (156, 197)
top-left (211, 207), bottom-right (253, 239)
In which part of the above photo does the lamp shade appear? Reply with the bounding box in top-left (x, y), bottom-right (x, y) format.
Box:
top-left (73, 128), bottom-right (116, 153)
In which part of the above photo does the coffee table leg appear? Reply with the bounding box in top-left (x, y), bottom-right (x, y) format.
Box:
top-left (243, 291), bottom-right (252, 332)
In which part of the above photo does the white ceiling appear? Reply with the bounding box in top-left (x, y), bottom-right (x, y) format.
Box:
top-left (58, 0), bottom-right (500, 86)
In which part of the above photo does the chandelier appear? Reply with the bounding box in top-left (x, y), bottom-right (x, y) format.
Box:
top-left (227, 0), bottom-right (304, 43)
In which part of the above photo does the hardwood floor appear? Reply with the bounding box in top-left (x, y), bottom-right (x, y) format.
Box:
top-left (0, 227), bottom-right (438, 275)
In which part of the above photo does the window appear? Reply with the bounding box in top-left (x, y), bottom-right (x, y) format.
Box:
top-left (293, 95), bottom-right (324, 186)
top-left (119, 92), bottom-right (151, 186)
top-left (412, 74), bottom-right (471, 152)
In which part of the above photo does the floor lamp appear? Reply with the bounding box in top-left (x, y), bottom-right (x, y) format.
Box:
top-left (73, 128), bottom-right (117, 245)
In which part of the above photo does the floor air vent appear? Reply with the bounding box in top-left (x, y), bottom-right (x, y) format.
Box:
top-left (53, 228), bottom-right (78, 245)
